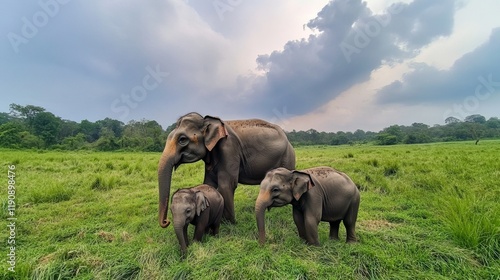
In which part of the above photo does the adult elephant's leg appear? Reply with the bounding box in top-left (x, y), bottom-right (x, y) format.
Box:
top-left (204, 170), bottom-right (237, 223)
top-left (213, 166), bottom-right (238, 223)
top-left (218, 185), bottom-right (236, 223)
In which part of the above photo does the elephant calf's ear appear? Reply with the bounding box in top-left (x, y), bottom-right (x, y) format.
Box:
top-left (292, 172), bottom-right (314, 201)
top-left (195, 191), bottom-right (210, 216)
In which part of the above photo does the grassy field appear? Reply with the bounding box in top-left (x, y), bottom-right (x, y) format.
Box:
top-left (1, 141), bottom-right (499, 279)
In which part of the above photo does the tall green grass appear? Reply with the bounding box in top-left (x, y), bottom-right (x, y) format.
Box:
top-left (440, 190), bottom-right (499, 262)
top-left (0, 140), bottom-right (499, 279)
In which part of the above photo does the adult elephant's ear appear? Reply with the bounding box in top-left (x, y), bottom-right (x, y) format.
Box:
top-left (203, 115), bottom-right (228, 151)
top-left (291, 171), bottom-right (315, 201)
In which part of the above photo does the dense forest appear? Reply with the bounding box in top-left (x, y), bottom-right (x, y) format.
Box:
top-left (1, 104), bottom-right (499, 151)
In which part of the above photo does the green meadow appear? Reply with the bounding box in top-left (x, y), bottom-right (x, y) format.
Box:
top-left (1, 141), bottom-right (499, 279)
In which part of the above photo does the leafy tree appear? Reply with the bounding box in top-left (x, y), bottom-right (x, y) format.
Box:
top-left (96, 118), bottom-right (124, 138)
top-left (122, 119), bottom-right (164, 151)
top-left (411, 123), bottom-right (429, 130)
top-left (0, 122), bottom-right (23, 148)
top-left (94, 127), bottom-right (120, 151)
top-left (429, 125), bottom-right (445, 139)
top-left (404, 133), bottom-right (431, 144)
top-left (381, 125), bottom-right (404, 144)
top-left (465, 114), bottom-right (486, 124)
top-left (9, 103), bottom-right (46, 131)
top-left (331, 131), bottom-right (349, 145)
top-left (377, 133), bottom-right (398, 145)
top-left (0, 112), bottom-right (12, 125)
top-left (165, 122), bottom-right (177, 135)
top-left (486, 117), bottom-right (500, 129)
top-left (59, 120), bottom-right (80, 140)
top-left (19, 131), bottom-right (43, 149)
top-left (0, 122), bottom-right (43, 149)
top-left (445, 116), bottom-right (461, 124)
top-left (464, 115), bottom-right (486, 144)
top-left (402, 123), bottom-right (431, 144)
top-left (353, 129), bottom-right (366, 142)
top-left (306, 129), bottom-right (320, 144)
top-left (453, 127), bottom-right (471, 141)
top-left (364, 131), bottom-right (377, 142)
top-left (61, 133), bottom-right (86, 150)
top-left (32, 112), bottom-right (62, 147)
top-left (79, 120), bottom-right (101, 142)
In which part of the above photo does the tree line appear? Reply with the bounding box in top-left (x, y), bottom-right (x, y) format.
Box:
top-left (0, 104), bottom-right (174, 151)
top-left (287, 115), bottom-right (500, 146)
top-left (0, 104), bottom-right (499, 151)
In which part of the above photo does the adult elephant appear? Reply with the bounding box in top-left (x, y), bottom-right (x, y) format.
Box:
top-left (158, 112), bottom-right (296, 227)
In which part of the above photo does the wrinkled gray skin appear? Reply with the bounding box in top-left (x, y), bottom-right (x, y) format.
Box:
top-left (158, 112), bottom-right (295, 228)
top-left (255, 167), bottom-right (360, 246)
top-left (171, 184), bottom-right (224, 257)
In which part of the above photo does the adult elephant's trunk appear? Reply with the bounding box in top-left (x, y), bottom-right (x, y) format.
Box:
top-left (158, 139), bottom-right (177, 228)
top-left (255, 191), bottom-right (272, 245)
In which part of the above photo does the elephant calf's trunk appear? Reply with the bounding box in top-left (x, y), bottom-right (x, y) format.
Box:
top-left (174, 225), bottom-right (188, 258)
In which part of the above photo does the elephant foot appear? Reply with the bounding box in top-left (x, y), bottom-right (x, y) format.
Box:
top-left (222, 213), bottom-right (236, 224)
top-left (222, 217), bottom-right (236, 224)
top-left (180, 250), bottom-right (187, 259)
top-left (346, 237), bottom-right (357, 243)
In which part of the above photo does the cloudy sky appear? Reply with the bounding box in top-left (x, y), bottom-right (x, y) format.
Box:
top-left (1, 0), bottom-right (499, 132)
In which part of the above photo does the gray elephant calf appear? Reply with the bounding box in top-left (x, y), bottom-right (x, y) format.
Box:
top-left (255, 167), bottom-right (360, 246)
top-left (171, 184), bottom-right (224, 257)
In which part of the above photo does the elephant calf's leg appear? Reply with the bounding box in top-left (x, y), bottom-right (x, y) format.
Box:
top-left (210, 224), bottom-right (220, 236)
top-left (344, 221), bottom-right (357, 243)
top-left (304, 217), bottom-right (320, 246)
top-left (329, 220), bottom-right (341, 240)
top-left (343, 201), bottom-right (359, 243)
top-left (292, 207), bottom-right (307, 241)
top-left (193, 226), bottom-right (205, 242)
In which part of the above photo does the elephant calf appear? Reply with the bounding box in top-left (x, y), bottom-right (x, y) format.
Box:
top-left (171, 184), bottom-right (224, 257)
top-left (255, 167), bottom-right (360, 246)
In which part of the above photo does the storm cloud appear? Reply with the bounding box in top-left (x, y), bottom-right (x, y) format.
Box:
top-left (241, 0), bottom-right (458, 117)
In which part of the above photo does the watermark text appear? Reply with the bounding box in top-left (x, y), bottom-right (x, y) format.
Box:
top-left (7, 0), bottom-right (72, 54)
top-left (213, 0), bottom-right (243, 21)
top-left (6, 165), bottom-right (16, 273)
top-left (443, 74), bottom-right (500, 121)
top-left (340, 4), bottom-right (403, 63)
top-left (110, 64), bottom-right (169, 121)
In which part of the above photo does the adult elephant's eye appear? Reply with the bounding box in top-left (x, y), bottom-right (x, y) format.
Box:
top-left (178, 136), bottom-right (189, 146)
top-left (271, 187), bottom-right (279, 193)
